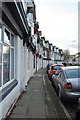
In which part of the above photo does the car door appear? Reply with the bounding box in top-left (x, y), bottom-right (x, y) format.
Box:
top-left (52, 69), bottom-right (62, 90)
top-left (55, 72), bottom-right (62, 90)
top-left (57, 71), bottom-right (66, 93)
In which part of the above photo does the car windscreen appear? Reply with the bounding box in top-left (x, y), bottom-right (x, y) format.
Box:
top-left (65, 68), bottom-right (80, 78)
top-left (51, 65), bottom-right (62, 70)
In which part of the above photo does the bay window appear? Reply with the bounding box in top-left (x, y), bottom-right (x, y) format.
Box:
top-left (0, 26), bottom-right (15, 87)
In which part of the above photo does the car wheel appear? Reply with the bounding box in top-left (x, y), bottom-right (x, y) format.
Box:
top-left (76, 110), bottom-right (80, 120)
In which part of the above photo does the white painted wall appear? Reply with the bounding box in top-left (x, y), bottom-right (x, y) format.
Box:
top-left (26, 50), bottom-right (36, 83)
top-left (43, 60), bottom-right (47, 68)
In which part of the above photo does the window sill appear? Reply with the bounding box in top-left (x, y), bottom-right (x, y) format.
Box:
top-left (0, 80), bottom-right (18, 102)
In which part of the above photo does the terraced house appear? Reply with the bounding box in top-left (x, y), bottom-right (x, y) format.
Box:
top-left (0, 0), bottom-right (37, 119)
top-left (0, 0), bottom-right (63, 119)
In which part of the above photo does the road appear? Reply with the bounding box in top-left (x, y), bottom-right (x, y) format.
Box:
top-left (63, 100), bottom-right (78, 119)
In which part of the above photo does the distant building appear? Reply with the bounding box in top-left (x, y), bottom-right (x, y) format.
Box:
top-left (74, 52), bottom-right (80, 65)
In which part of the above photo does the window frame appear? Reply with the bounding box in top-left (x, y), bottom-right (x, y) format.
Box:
top-left (0, 25), bottom-right (15, 88)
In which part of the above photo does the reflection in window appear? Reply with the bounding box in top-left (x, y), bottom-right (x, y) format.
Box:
top-left (11, 48), bottom-right (14, 79)
top-left (11, 34), bottom-right (14, 47)
top-left (3, 45), bottom-right (10, 84)
top-left (0, 44), bottom-right (2, 86)
top-left (4, 29), bottom-right (10, 44)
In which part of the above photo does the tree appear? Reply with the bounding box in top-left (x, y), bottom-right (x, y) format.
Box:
top-left (63, 49), bottom-right (70, 63)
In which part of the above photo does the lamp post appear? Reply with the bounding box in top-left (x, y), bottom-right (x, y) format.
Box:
top-left (72, 40), bottom-right (76, 55)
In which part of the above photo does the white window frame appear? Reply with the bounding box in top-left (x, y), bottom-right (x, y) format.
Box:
top-left (0, 25), bottom-right (15, 89)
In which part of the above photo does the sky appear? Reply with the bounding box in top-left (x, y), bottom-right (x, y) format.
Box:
top-left (34, 0), bottom-right (79, 55)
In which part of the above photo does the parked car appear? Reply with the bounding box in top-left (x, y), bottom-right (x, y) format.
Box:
top-left (52, 66), bottom-right (80, 101)
top-left (48, 64), bottom-right (63, 80)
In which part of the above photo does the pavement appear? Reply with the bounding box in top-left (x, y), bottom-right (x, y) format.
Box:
top-left (6, 68), bottom-right (72, 119)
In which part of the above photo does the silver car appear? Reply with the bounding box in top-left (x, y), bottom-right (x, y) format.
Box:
top-left (52, 66), bottom-right (80, 101)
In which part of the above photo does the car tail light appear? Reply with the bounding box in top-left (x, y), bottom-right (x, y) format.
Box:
top-left (50, 70), bottom-right (56, 76)
top-left (64, 82), bottom-right (72, 89)
top-left (53, 70), bottom-right (56, 74)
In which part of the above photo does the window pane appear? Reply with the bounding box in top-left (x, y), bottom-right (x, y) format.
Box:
top-left (3, 45), bottom-right (10, 84)
top-left (65, 69), bottom-right (80, 78)
top-left (11, 48), bottom-right (14, 79)
top-left (0, 44), bottom-right (2, 86)
top-left (4, 29), bottom-right (10, 44)
top-left (11, 34), bottom-right (14, 47)
top-left (51, 65), bottom-right (63, 70)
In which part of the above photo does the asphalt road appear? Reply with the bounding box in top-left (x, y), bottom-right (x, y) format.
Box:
top-left (63, 100), bottom-right (78, 119)
top-left (46, 70), bottom-right (78, 120)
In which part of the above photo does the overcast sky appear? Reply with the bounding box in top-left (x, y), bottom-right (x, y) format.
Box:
top-left (34, 0), bottom-right (79, 55)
